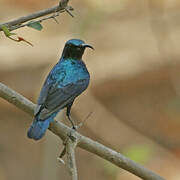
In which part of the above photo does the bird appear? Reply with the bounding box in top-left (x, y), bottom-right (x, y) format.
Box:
top-left (27, 39), bottom-right (94, 140)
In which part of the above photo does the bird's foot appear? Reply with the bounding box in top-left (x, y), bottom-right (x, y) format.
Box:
top-left (67, 115), bottom-right (77, 130)
top-left (67, 112), bottom-right (93, 130)
top-left (72, 125), bottom-right (77, 130)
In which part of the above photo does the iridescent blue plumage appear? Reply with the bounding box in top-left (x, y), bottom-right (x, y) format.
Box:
top-left (27, 39), bottom-right (93, 140)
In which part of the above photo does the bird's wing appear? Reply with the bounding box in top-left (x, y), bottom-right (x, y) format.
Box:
top-left (34, 82), bottom-right (52, 116)
top-left (46, 78), bottom-right (88, 109)
top-left (37, 78), bottom-right (89, 120)
top-left (34, 63), bottom-right (64, 116)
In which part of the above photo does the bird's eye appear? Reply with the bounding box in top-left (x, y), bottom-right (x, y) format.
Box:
top-left (76, 47), bottom-right (81, 51)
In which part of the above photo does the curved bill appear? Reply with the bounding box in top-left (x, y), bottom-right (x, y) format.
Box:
top-left (81, 43), bottom-right (94, 50)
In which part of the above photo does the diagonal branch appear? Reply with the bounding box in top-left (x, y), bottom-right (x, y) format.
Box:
top-left (0, 0), bottom-right (72, 31)
top-left (0, 82), bottom-right (166, 180)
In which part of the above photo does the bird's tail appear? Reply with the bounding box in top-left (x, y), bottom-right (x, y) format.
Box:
top-left (27, 111), bottom-right (59, 140)
top-left (27, 118), bottom-right (51, 140)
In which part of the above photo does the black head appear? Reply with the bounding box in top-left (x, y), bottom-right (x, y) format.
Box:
top-left (62, 39), bottom-right (94, 60)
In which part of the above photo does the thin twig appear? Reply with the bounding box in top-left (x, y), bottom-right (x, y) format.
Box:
top-left (12, 13), bottom-right (61, 31)
top-left (0, 82), bottom-right (166, 180)
top-left (0, 0), bottom-right (73, 31)
top-left (77, 111), bottom-right (93, 129)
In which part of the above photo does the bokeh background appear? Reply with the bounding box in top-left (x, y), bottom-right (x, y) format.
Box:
top-left (1, 0), bottom-right (180, 179)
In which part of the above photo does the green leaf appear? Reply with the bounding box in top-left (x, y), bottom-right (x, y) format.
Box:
top-left (1, 25), bottom-right (16, 37)
top-left (123, 144), bottom-right (153, 164)
top-left (27, 21), bottom-right (43, 31)
top-left (102, 160), bottom-right (119, 179)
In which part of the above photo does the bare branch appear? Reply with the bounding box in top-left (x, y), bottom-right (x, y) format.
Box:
top-left (0, 82), bottom-right (35, 115)
top-left (66, 133), bottom-right (78, 180)
top-left (0, 0), bottom-right (73, 31)
top-left (0, 82), bottom-right (166, 180)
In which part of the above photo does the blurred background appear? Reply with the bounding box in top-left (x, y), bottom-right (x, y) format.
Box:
top-left (1, 0), bottom-right (180, 179)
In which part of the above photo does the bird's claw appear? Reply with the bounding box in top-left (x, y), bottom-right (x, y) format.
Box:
top-left (72, 125), bottom-right (77, 130)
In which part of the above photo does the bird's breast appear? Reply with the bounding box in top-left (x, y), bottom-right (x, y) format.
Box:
top-left (60, 60), bottom-right (90, 86)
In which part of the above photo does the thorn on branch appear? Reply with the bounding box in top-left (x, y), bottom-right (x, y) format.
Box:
top-left (65, 7), bottom-right (74, 18)
top-left (53, 16), bottom-right (59, 24)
